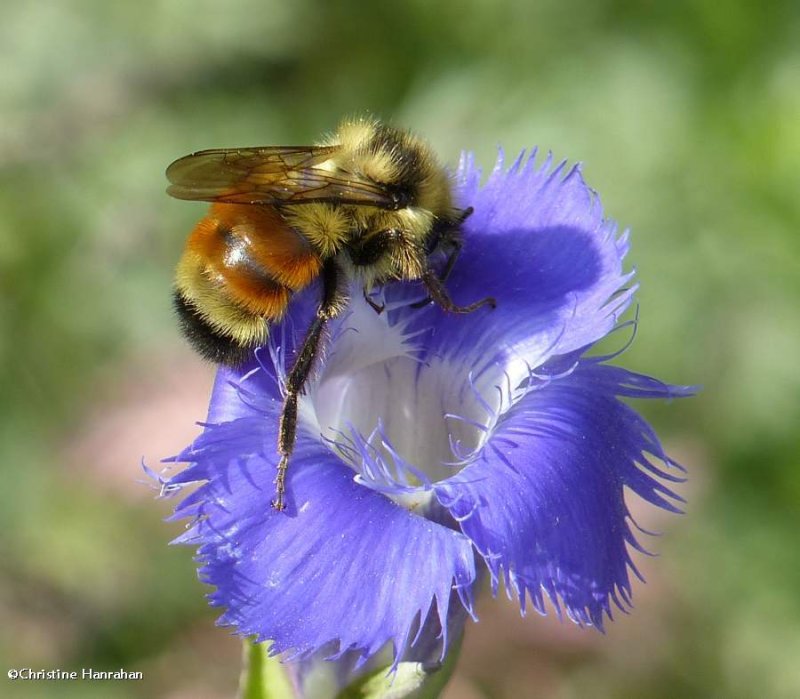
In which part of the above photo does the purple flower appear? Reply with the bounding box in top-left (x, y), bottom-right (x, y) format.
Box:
top-left (163, 149), bottom-right (693, 682)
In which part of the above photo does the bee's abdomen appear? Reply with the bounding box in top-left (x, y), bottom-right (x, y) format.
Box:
top-left (187, 203), bottom-right (321, 314)
top-left (173, 203), bottom-right (322, 365)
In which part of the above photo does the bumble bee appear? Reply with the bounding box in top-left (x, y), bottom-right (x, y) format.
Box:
top-left (166, 117), bottom-right (495, 510)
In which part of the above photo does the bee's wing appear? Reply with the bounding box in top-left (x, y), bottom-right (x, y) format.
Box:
top-left (166, 145), bottom-right (399, 208)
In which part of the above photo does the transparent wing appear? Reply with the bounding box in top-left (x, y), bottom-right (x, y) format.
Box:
top-left (166, 145), bottom-right (399, 208)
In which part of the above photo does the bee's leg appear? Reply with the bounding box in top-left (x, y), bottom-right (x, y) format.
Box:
top-left (437, 238), bottom-right (463, 284)
top-left (411, 208), bottom-right (476, 310)
top-left (423, 207), bottom-right (474, 257)
top-left (273, 260), bottom-right (346, 511)
top-left (412, 236), bottom-right (495, 313)
top-left (420, 264), bottom-right (496, 314)
top-left (363, 288), bottom-right (385, 314)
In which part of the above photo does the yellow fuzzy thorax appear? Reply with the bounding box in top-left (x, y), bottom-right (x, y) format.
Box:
top-left (282, 116), bottom-right (457, 282)
top-left (321, 116), bottom-right (455, 227)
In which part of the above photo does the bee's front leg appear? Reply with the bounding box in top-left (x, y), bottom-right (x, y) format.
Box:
top-left (363, 287), bottom-right (385, 314)
top-left (412, 234), bottom-right (496, 313)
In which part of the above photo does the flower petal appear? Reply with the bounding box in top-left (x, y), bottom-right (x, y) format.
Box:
top-left (167, 378), bottom-right (476, 666)
top-left (389, 152), bottom-right (634, 382)
top-left (435, 361), bottom-right (692, 629)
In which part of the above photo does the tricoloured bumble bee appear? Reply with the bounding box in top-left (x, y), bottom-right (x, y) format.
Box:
top-left (166, 117), bottom-right (495, 510)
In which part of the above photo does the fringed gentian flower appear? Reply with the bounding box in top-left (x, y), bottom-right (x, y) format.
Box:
top-left (162, 150), bottom-right (694, 697)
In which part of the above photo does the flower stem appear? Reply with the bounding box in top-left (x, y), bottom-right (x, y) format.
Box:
top-left (238, 639), bottom-right (296, 699)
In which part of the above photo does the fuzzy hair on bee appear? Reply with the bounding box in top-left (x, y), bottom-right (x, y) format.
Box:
top-left (166, 116), bottom-right (495, 510)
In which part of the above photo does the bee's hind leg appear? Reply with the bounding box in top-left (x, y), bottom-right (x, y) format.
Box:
top-left (273, 260), bottom-right (347, 511)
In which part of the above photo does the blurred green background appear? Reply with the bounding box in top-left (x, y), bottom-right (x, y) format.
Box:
top-left (2, 1), bottom-right (798, 697)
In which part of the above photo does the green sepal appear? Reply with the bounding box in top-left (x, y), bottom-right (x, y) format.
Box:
top-left (335, 635), bottom-right (462, 699)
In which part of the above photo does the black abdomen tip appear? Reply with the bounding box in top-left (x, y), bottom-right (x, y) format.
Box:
top-left (172, 290), bottom-right (254, 367)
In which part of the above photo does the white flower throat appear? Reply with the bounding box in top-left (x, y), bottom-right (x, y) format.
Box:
top-left (298, 292), bottom-right (504, 509)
